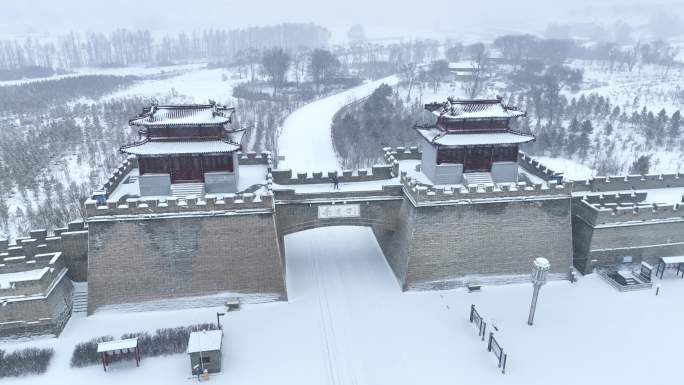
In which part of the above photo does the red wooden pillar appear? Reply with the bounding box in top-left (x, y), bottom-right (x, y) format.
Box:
top-left (101, 352), bottom-right (107, 372)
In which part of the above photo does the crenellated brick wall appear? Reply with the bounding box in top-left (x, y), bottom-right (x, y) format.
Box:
top-left (1, 220), bottom-right (88, 282)
top-left (271, 165), bottom-right (395, 185)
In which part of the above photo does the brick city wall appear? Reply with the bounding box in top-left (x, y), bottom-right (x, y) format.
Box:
top-left (572, 193), bottom-right (684, 273)
top-left (87, 210), bottom-right (285, 313)
top-left (1, 221), bottom-right (88, 282)
top-left (402, 196), bottom-right (574, 289)
top-left (0, 253), bottom-right (73, 338)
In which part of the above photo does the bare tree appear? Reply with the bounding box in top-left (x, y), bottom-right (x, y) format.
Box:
top-left (310, 49), bottom-right (340, 93)
top-left (623, 41), bottom-right (640, 72)
top-left (399, 62), bottom-right (418, 102)
top-left (261, 48), bottom-right (291, 98)
top-left (461, 43), bottom-right (489, 99)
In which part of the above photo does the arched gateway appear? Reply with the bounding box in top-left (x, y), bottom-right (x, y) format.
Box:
top-left (84, 100), bottom-right (573, 314)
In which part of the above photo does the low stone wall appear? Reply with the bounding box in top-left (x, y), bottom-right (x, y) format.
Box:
top-left (85, 193), bottom-right (273, 218)
top-left (518, 152), bottom-right (559, 181)
top-left (400, 172), bottom-right (572, 205)
top-left (0, 252), bottom-right (73, 339)
top-left (573, 173), bottom-right (684, 192)
top-left (237, 151), bottom-right (272, 166)
top-left (0, 221), bottom-right (88, 282)
top-left (382, 146), bottom-right (422, 161)
top-left (574, 195), bottom-right (684, 226)
top-left (273, 185), bottom-right (402, 202)
top-left (91, 156), bottom-right (138, 200)
top-left (271, 165), bottom-right (395, 185)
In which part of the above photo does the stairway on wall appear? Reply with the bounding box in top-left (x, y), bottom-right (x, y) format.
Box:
top-left (72, 284), bottom-right (88, 314)
top-left (170, 183), bottom-right (205, 198)
top-left (464, 172), bottom-right (494, 186)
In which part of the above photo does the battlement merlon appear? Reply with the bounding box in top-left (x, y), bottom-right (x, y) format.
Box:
top-left (84, 192), bottom-right (274, 219)
top-left (400, 172), bottom-right (572, 205)
top-left (574, 196), bottom-right (684, 227)
top-left (237, 150), bottom-right (273, 166)
top-left (383, 146), bottom-right (422, 161)
top-left (518, 152), bottom-right (560, 181)
top-left (0, 251), bottom-right (67, 298)
top-left (573, 173), bottom-right (684, 193)
top-left (271, 165), bottom-right (395, 185)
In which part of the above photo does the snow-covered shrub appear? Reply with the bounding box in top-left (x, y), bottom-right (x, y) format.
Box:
top-left (145, 323), bottom-right (219, 356)
top-left (69, 324), bottom-right (220, 367)
top-left (70, 335), bottom-right (114, 368)
top-left (0, 347), bottom-right (54, 377)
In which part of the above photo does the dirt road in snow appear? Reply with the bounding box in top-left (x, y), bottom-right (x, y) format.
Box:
top-left (277, 75), bottom-right (399, 174)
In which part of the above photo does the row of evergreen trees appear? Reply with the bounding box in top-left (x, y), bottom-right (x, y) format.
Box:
top-left (331, 84), bottom-right (422, 169)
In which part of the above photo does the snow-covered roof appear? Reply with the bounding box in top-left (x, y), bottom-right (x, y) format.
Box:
top-left (97, 338), bottom-right (139, 353)
top-left (426, 98), bottom-right (525, 120)
top-left (121, 131), bottom-right (244, 156)
top-left (416, 127), bottom-right (534, 146)
top-left (448, 61), bottom-right (478, 70)
top-left (0, 267), bottom-right (50, 289)
top-left (130, 104), bottom-right (235, 127)
top-left (187, 330), bottom-right (223, 353)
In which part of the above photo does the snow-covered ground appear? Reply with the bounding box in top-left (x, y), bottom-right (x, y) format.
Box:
top-left (277, 75), bottom-right (399, 174)
top-left (572, 60), bottom-right (684, 113)
top-left (103, 67), bottom-right (240, 104)
top-left (0, 63), bottom-right (205, 87)
top-left (3, 226), bottom-right (684, 385)
top-left (534, 156), bottom-right (596, 180)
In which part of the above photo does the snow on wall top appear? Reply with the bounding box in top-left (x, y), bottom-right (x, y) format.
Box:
top-left (416, 127), bottom-right (534, 146)
top-left (187, 330), bottom-right (223, 353)
top-left (426, 98), bottom-right (525, 120)
top-left (0, 267), bottom-right (49, 289)
top-left (129, 104), bottom-right (235, 127)
top-left (121, 131), bottom-right (244, 155)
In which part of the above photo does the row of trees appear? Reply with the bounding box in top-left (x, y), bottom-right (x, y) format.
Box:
top-left (493, 34), bottom-right (680, 74)
top-left (522, 91), bottom-right (683, 175)
top-left (0, 90), bottom-right (144, 237)
top-left (331, 84), bottom-right (422, 169)
top-left (235, 47), bottom-right (346, 99)
top-left (0, 24), bottom-right (331, 71)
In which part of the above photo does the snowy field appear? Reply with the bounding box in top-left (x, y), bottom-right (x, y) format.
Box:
top-left (278, 75), bottom-right (399, 173)
top-left (572, 60), bottom-right (684, 113)
top-left (0, 63), bottom-right (204, 87)
top-left (533, 156), bottom-right (596, 180)
top-left (3, 226), bottom-right (684, 385)
top-left (103, 67), bottom-right (240, 104)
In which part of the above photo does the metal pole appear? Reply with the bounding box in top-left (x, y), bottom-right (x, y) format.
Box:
top-left (528, 283), bottom-right (541, 326)
top-left (198, 332), bottom-right (204, 374)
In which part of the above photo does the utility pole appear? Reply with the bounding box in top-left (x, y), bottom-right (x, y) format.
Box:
top-left (528, 257), bottom-right (550, 326)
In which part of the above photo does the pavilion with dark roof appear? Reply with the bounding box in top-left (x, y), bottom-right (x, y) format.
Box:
top-left (416, 97), bottom-right (534, 186)
top-left (121, 102), bottom-right (244, 197)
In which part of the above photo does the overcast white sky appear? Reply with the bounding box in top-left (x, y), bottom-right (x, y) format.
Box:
top-left (1, 0), bottom-right (683, 41)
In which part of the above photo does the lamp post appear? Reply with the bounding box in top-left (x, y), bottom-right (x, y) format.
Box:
top-left (528, 257), bottom-right (550, 326)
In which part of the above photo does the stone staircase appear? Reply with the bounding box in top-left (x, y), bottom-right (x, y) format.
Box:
top-left (72, 285), bottom-right (88, 314)
top-left (170, 183), bottom-right (205, 198)
top-left (464, 172), bottom-right (494, 186)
